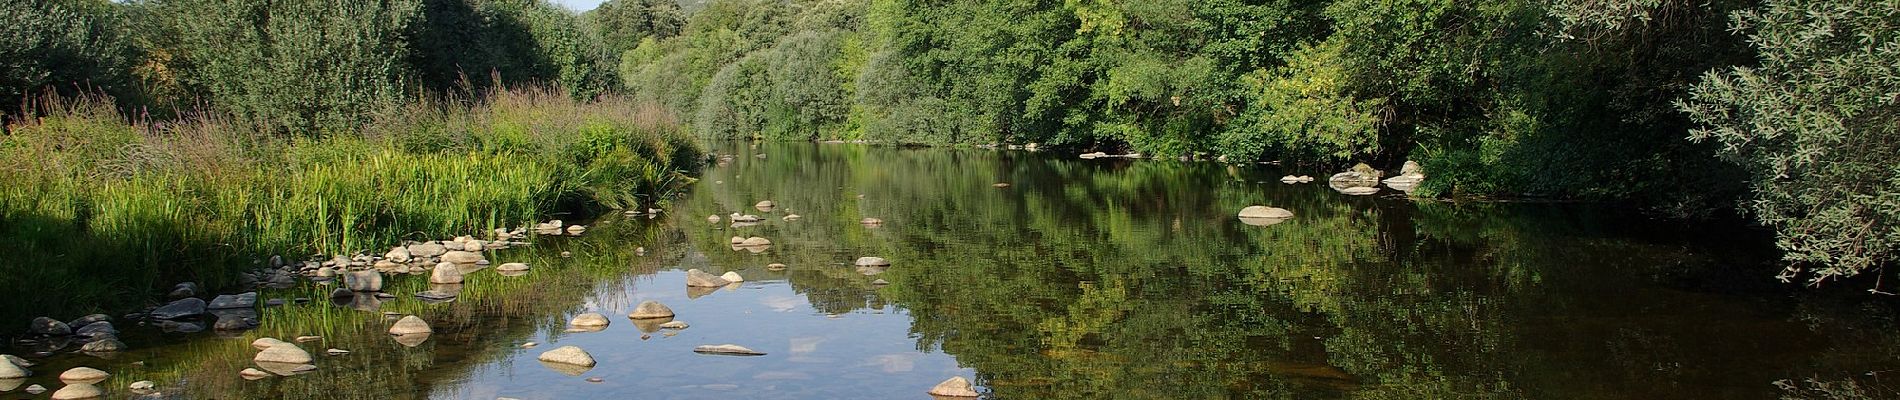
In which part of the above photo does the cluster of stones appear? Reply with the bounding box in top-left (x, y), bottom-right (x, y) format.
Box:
top-left (1318, 161), bottom-right (1426, 195)
top-left (0, 354), bottom-right (141, 400)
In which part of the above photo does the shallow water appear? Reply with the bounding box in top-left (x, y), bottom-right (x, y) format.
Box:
top-left (5, 142), bottom-right (1900, 399)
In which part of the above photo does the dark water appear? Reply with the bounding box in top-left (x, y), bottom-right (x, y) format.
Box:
top-left (5, 142), bottom-right (1900, 399)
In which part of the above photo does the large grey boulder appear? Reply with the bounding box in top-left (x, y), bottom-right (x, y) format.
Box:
top-left (149, 298), bottom-right (207, 320)
top-left (78, 338), bottom-right (125, 352)
top-left (74, 322), bottom-right (117, 339)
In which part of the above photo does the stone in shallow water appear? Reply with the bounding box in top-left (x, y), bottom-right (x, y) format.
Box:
top-left (238, 368), bottom-right (271, 380)
top-left (720, 271), bottom-right (744, 283)
top-left (0, 356), bottom-right (30, 378)
top-left (441, 251), bottom-right (484, 265)
top-left (658, 321), bottom-right (689, 330)
top-left (429, 263), bottom-right (464, 284)
top-left (928, 377), bottom-right (980, 397)
top-left (766, 263), bottom-right (788, 271)
top-left (254, 344), bottom-right (313, 364)
top-left (388, 316), bottom-right (432, 335)
top-left (537, 346), bottom-right (596, 367)
top-left (496, 262), bottom-right (530, 272)
top-left (1237, 206), bottom-right (1294, 219)
top-left (30, 317), bottom-right (71, 336)
top-left (50, 383), bottom-right (103, 400)
top-left (252, 337), bottom-right (290, 350)
top-left (128, 380), bottom-right (154, 393)
top-left (58, 367), bottom-right (109, 384)
top-left (343, 270), bottom-right (383, 292)
top-left (391, 333), bottom-right (431, 348)
top-left (627, 301), bottom-right (675, 319)
top-left (149, 298), bottom-right (207, 320)
top-left (67, 314), bottom-right (109, 329)
top-left (207, 292), bottom-right (258, 309)
top-left (685, 269), bottom-right (730, 288)
top-left (326, 348), bottom-right (349, 356)
top-left (855, 257), bottom-right (891, 267)
top-left (692, 344), bottom-right (765, 356)
top-left (78, 338), bottom-right (124, 353)
top-left (569, 313), bottom-right (610, 329)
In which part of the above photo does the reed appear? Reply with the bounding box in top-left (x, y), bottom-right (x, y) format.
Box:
top-left (0, 87), bottom-right (702, 326)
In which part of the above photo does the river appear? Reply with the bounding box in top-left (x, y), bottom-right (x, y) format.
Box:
top-left (3, 142), bottom-right (1897, 399)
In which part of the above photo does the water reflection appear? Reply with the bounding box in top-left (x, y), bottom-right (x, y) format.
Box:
top-left (4, 142), bottom-right (1897, 399)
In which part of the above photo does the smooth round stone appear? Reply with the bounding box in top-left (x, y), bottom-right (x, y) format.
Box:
top-left (58, 367), bottom-right (108, 384)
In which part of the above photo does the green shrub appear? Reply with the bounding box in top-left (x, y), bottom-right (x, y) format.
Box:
top-left (1679, 0), bottom-right (1900, 283)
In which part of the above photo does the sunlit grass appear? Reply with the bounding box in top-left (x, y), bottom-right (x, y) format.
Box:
top-left (0, 87), bottom-right (703, 325)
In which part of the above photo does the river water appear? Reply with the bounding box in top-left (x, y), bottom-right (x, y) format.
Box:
top-left (4, 142), bottom-right (1898, 399)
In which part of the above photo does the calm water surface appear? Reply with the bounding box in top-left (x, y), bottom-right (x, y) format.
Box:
top-left (5, 142), bottom-right (1899, 399)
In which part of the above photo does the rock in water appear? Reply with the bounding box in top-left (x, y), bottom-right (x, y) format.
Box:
top-left (0, 355), bottom-right (29, 378)
top-left (729, 236), bottom-right (745, 245)
top-left (860, 218), bottom-right (883, 226)
top-left (73, 322), bottom-right (117, 339)
top-left (928, 377), bottom-right (981, 397)
top-left (58, 367), bottom-right (109, 384)
top-left (67, 314), bottom-right (109, 329)
top-left (429, 264), bottom-right (464, 284)
top-left (496, 262), bottom-right (530, 272)
top-left (252, 337), bottom-right (291, 350)
top-left (441, 251), bottom-right (483, 265)
top-left (149, 298), bottom-right (207, 320)
top-left (855, 257), bottom-right (892, 267)
top-left (766, 263), bottom-right (788, 271)
top-left (78, 339), bottom-right (124, 352)
top-left (168, 282), bottom-right (197, 299)
top-left (2, 354), bottom-right (34, 368)
top-left (254, 345), bottom-right (313, 364)
top-left (707, 215), bottom-right (722, 223)
top-left (238, 368), bottom-right (271, 380)
top-left (1337, 186), bottom-right (1381, 196)
top-left (407, 242), bottom-right (447, 258)
top-left (50, 383), bottom-right (103, 400)
top-left (207, 292), bottom-right (258, 309)
top-left (1400, 160), bottom-right (1423, 176)
top-left (344, 270), bottom-right (384, 292)
top-left (754, 200), bottom-right (776, 211)
top-left (569, 313), bottom-right (610, 328)
top-left (388, 316), bottom-right (432, 335)
top-left (1280, 175), bottom-right (1306, 184)
top-left (1236, 206), bottom-right (1294, 219)
top-left (384, 246), bottom-right (411, 262)
top-left (658, 321), bottom-right (689, 330)
top-left (720, 271), bottom-right (744, 283)
top-left (537, 346), bottom-right (597, 367)
top-left (128, 380), bottom-right (155, 392)
top-left (738, 237), bottom-right (771, 247)
top-left (781, 214), bottom-right (802, 221)
top-left (693, 344), bottom-right (765, 356)
top-left (30, 317), bottom-right (71, 336)
top-left (627, 301), bottom-right (675, 319)
top-left (685, 269), bottom-right (730, 287)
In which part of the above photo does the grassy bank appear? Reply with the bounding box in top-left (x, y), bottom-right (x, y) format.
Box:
top-left (0, 87), bottom-right (701, 326)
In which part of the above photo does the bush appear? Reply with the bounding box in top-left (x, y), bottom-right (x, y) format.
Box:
top-left (1679, 0), bottom-right (1900, 284)
top-left (0, 0), bottom-right (139, 122)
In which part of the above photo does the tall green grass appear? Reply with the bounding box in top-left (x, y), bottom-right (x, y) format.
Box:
top-left (0, 87), bottom-right (702, 326)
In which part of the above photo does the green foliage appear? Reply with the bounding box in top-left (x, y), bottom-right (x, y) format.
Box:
top-left (161, 0), bottom-right (421, 135)
top-left (1221, 40), bottom-right (1385, 163)
top-left (0, 0), bottom-right (140, 121)
top-left (0, 88), bottom-right (701, 325)
top-left (1679, 0), bottom-right (1900, 283)
top-left (586, 0), bottom-right (685, 57)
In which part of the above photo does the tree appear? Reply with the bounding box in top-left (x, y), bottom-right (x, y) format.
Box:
top-left (587, 0), bottom-right (685, 58)
top-left (0, 0), bottom-right (139, 121)
top-left (1679, 0), bottom-right (1900, 284)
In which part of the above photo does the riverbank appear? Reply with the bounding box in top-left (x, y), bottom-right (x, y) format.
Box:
top-left (0, 87), bottom-right (703, 328)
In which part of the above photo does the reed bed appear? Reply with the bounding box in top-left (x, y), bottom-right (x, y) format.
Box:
top-left (0, 87), bottom-right (702, 326)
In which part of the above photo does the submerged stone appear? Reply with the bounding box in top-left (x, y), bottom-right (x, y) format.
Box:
top-left (58, 367), bottom-right (108, 384)
top-left (693, 344), bottom-right (765, 356)
top-left (388, 316), bottom-right (432, 335)
top-left (928, 377), bottom-right (981, 397)
top-left (686, 269), bottom-right (730, 287)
